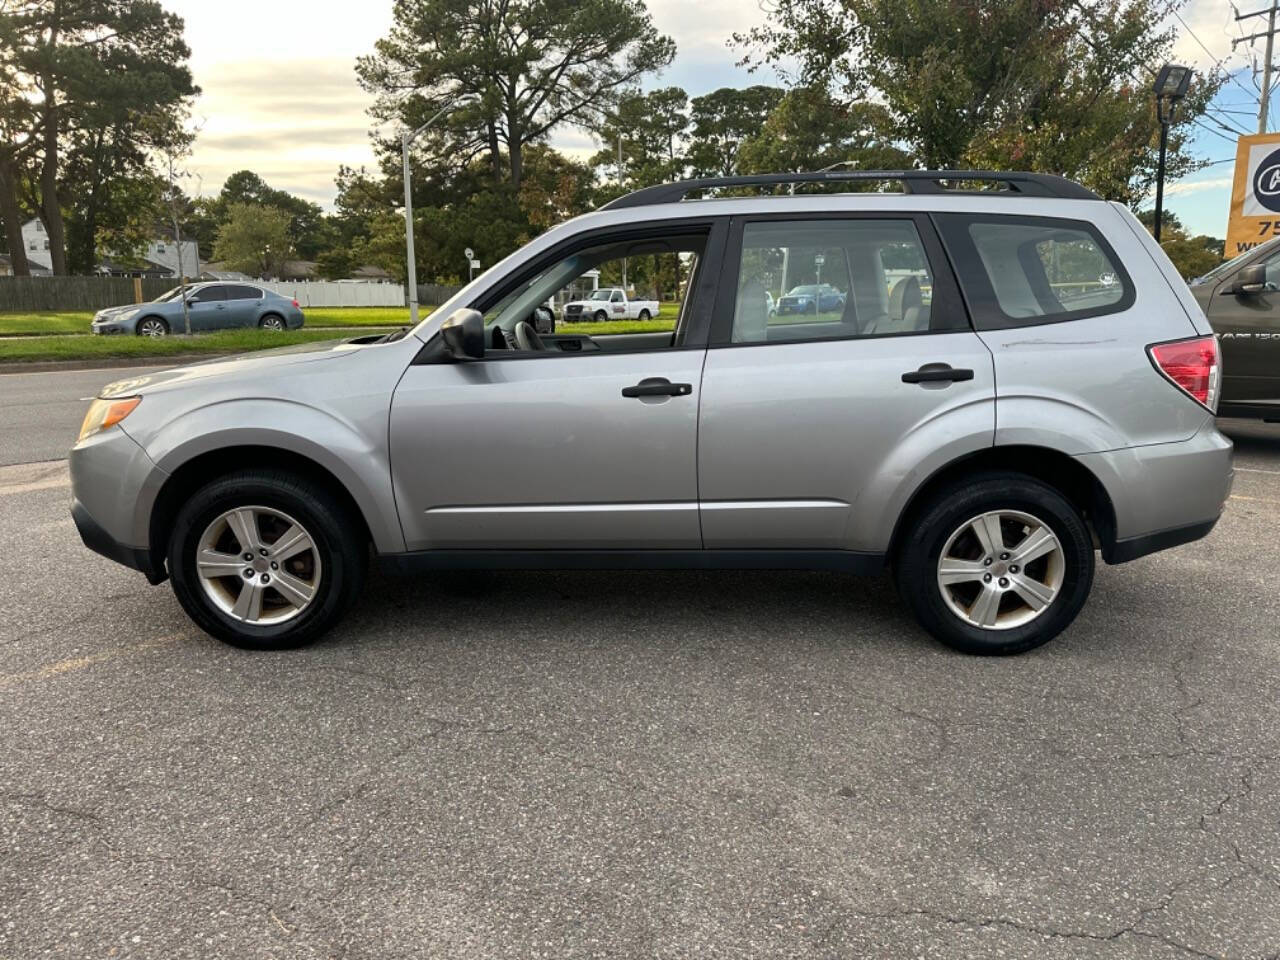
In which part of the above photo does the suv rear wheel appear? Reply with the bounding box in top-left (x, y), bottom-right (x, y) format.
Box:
top-left (895, 473), bottom-right (1094, 655)
top-left (167, 469), bottom-right (367, 649)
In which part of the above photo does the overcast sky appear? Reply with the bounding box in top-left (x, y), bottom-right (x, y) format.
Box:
top-left (170, 0), bottom-right (1250, 237)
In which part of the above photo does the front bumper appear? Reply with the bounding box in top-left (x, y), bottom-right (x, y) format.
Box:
top-left (91, 323), bottom-right (127, 335)
top-left (69, 425), bottom-right (169, 582)
top-left (72, 499), bottom-right (166, 582)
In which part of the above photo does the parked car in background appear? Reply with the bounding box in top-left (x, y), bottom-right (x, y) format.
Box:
top-left (561, 287), bottom-right (659, 323)
top-left (776, 283), bottom-right (846, 316)
top-left (1190, 237), bottom-right (1280, 419)
top-left (90, 282), bottom-right (305, 337)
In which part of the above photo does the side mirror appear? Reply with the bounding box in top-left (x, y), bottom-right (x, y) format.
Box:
top-left (532, 305), bottom-right (554, 335)
top-left (1234, 263), bottom-right (1269, 296)
top-left (440, 308), bottom-right (485, 361)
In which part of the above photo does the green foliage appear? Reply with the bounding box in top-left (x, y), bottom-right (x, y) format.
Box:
top-left (357, 0), bottom-right (675, 190)
top-left (733, 0), bottom-right (1223, 205)
top-left (686, 86), bottom-right (786, 177)
top-left (0, 0), bottom-right (197, 274)
top-left (737, 87), bottom-right (912, 176)
top-left (212, 203), bottom-right (293, 277)
top-left (591, 87), bottom-right (690, 186)
top-left (210, 170), bottom-right (335, 261)
top-left (1135, 209), bottom-right (1225, 279)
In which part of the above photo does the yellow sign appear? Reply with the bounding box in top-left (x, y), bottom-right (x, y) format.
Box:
top-left (1227, 132), bottom-right (1280, 258)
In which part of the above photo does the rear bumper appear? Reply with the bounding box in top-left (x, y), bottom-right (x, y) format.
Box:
top-left (1106, 517), bottom-right (1220, 564)
top-left (1075, 418), bottom-right (1233, 564)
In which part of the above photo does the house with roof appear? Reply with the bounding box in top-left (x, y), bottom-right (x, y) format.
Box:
top-left (18, 219), bottom-right (199, 277)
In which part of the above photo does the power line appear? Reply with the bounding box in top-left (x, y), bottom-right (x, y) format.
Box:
top-left (1174, 9), bottom-right (1260, 103)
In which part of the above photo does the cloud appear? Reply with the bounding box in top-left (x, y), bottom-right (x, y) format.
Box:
top-left (1166, 176), bottom-right (1235, 196)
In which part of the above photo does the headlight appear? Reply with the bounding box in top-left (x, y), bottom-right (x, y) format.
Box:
top-left (78, 396), bottom-right (141, 442)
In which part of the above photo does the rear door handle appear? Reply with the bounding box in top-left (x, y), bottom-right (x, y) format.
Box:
top-left (902, 364), bottom-right (974, 384)
top-left (622, 377), bottom-right (693, 398)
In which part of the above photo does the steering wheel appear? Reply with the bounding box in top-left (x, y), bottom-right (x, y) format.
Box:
top-left (514, 320), bottom-right (546, 351)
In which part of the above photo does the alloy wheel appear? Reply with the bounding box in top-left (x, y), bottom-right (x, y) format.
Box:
top-left (195, 505), bottom-right (322, 625)
top-left (261, 316), bottom-right (285, 331)
top-left (936, 509), bottom-right (1065, 631)
top-left (138, 318), bottom-right (167, 337)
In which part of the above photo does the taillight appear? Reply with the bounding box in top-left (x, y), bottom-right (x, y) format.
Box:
top-left (1148, 335), bottom-right (1220, 411)
top-left (292, 299), bottom-right (300, 308)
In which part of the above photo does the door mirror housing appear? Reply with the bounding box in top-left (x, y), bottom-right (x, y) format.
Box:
top-left (1233, 263), bottom-right (1269, 296)
top-left (440, 308), bottom-right (485, 360)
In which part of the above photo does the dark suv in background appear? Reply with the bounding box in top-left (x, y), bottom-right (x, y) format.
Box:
top-left (1191, 238), bottom-right (1280, 419)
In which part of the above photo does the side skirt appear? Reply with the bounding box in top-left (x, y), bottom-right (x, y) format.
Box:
top-left (379, 549), bottom-right (887, 576)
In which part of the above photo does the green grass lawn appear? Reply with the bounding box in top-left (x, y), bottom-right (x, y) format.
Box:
top-left (0, 328), bottom-right (371, 364)
top-left (0, 306), bottom-right (423, 337)
top-left (0, 300), bottom-right (688, 363)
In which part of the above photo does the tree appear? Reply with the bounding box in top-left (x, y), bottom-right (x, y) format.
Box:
top-left (733, 0), bottom-right (1221, 204)
top-left (736, 88), bottom-right (912, 175)
top-left (590, 86), bottom-right (689, 188)
top-left (212, 203), bottom-right (292, 278)
top-left (686, 85), bottom-right (785, 177)
top-left (211, 170), bottom-right (334, 260)
top-left (0, 0), bottom-right (196, 274)
top-left (1136, 209), bottom-right (1224, 279)
top-left (356, 0), bottom-right (676, 190)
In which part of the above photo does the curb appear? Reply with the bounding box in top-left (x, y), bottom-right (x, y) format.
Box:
top-left (0, 354), bottom-right (228, 375)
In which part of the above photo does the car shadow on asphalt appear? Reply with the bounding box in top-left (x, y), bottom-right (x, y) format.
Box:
top-left (338, 568), bottom-right (933, 654)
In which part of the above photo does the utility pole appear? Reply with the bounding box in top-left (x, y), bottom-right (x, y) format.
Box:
top-left (1236, 2), bottom-right (1280, 132)
top-left (403, 96), bottom-right (475, 325)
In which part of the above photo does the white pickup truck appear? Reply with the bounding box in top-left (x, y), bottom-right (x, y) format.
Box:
top-left (561, 288), bottom-right (659, 323)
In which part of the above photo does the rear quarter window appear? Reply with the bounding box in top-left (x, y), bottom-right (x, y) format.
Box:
top-left (935, 213), bottom-right (1134, 329)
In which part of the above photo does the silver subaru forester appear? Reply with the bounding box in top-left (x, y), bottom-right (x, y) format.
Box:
top-left (70, 171), bottom-right (1233, 655)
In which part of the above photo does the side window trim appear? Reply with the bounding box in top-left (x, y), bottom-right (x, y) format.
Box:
top-left (707, 211), bottom-right (972, 347)
top-left (932, 212), bottom-right (1136, 331)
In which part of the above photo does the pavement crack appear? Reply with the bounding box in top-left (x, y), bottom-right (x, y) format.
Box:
top-left (0, 791), bottom-right (101, 822)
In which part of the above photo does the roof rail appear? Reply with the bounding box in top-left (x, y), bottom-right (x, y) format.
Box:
top-left (600, 170), bottom-right (1102, 210)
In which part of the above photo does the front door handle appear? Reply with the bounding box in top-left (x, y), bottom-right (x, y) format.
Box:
top-left (622, 377), bottom-right (693, 398)
top-left (902, 363), bottom-right (974, 384)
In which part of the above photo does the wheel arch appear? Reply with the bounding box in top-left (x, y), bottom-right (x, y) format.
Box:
top-left (886, 445), bottom-right (1117, 564)
top-left (147, 444), bottom-right (381, 576)
top-left (135, 314), bottom-right (169, 334)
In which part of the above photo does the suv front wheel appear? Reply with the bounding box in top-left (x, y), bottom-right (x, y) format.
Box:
top-left (167, 469), bottom-right (367, 649)
top-left (895, 473), bottom-right (1094, 655)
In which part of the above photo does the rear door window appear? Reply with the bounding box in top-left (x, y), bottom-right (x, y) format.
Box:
top-left (935, 214), bottom-right (1133, 329)
top-left (226, 284), bottom-right (263, 300)
top-left (721, 217), bottom-right (965, 344)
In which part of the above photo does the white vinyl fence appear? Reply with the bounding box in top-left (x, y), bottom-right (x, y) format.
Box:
top-left (257, 280), bottom-right (406, 308)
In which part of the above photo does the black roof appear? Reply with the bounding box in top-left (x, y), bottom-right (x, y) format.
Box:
top-left (602, 170), bottom-right (1102, 210)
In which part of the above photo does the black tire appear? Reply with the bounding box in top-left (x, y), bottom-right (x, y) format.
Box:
top-left (638, 309), bottom-right (651, 321)
top-left (136, 316), bottom-right (169, 337)
top-left (593, 310), bottom-right (608, 323)
top-left (893, 472), bottom-right (1094, 656)
top-left (259, 313), bottom-right (286, 331)
top-left (167, 469), bottom-right (367, 650)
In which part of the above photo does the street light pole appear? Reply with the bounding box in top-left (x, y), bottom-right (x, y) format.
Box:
top-left (1151, 64), bottom-right (1193, 244)
top-left (403, 97), bottom-right (474, 326)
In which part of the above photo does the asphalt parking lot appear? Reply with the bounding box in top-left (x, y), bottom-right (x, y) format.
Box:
top-left (2, 366), bottom-right (1280, 959)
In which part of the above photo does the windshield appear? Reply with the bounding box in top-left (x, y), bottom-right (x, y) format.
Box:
top-left (588, 290), bottom-right (613, 300)
top-left (1193, 238), bottom-right (1280, 285)
top-left (786, 286), bottom-right (818, 296)
top-left (154, 286), bottom-right (184, 302)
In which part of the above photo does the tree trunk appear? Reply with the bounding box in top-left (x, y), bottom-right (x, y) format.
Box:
top-left (509, 136), bottom-right (523, 191)
top-left (0, 155), bottom-right (30, 276)
top-left (39, 82), bottom-right (68, 275)
top-left (487, 120), bottom-right (502, 184)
